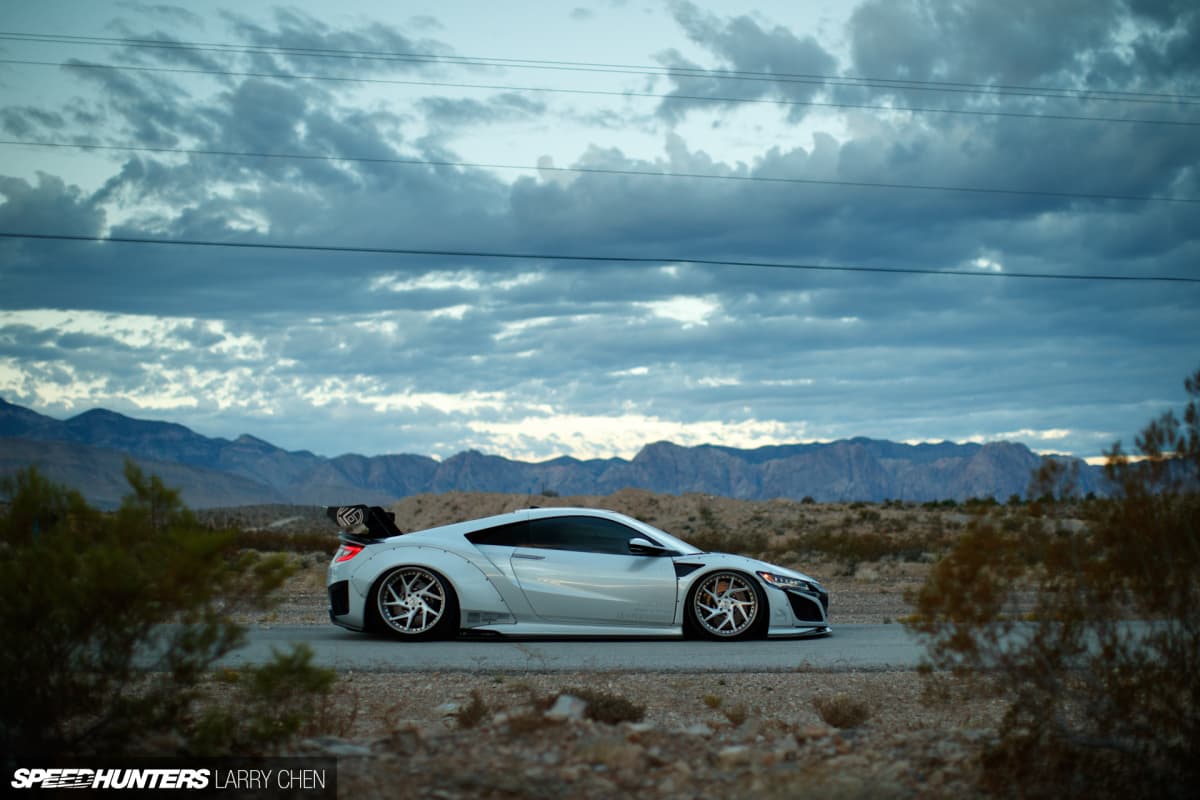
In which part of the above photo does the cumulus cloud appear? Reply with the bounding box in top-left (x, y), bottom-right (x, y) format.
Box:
top-left (0, 1), bottom-right (1195, 462)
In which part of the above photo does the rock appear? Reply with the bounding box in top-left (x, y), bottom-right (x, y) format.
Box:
top-left (797, 724), bottom-right (835, 741)
top-left (575, 736), bottom-right (646, 771)
top-left (558, 765), bottom-right (584, 782)
top-left (546, 693), bottom-right (588, 722)
top-left (717, 745), bottom-right (753, 768)
top-left (301, 736), bottom-right (373, 758)
top-left (625, 721), bottom-right (656, 736)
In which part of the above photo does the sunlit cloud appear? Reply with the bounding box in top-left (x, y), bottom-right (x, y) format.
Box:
top-left (466, 412), bottom-right (810, 461)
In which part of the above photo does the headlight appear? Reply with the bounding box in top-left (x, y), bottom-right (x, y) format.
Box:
top-left (757, 571), bottom-right (818, 592)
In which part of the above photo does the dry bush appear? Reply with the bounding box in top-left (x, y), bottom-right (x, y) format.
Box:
top-left (722, 703), bottom-right (750, 727)
top-left (454, 690), bottom-right (489, 729)
top-left (559, 687), bottom-right (645, 724)
top-left (795, 526), bottom-right (951, 565)
top-left (812, 693), bottom-right (872, 729)
top-left (906, 368), bottom-right (1200, 799)
top-left (686, 524), bottom-right (770, 556)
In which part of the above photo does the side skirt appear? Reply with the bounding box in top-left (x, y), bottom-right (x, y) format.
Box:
top-left (467, 622), bottom-right (685, 638)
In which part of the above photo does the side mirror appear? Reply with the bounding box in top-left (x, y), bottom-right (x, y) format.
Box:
top-left (629, 537), bottom-right (676, 556)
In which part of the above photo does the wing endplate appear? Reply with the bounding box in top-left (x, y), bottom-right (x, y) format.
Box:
top-left (325, 504), bottom-right (403, 541)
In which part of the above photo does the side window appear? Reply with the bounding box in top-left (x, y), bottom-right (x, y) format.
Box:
top-left (466, 521), bottom-right (529, 547)
top-left (467, 516), bottom-right (664, 554)
top-left (466, 520), bottom-right (574, 549)
top-left (526, 516), bottom-right (650, 555)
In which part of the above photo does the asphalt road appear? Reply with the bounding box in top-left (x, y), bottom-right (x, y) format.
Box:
top-left (217, 624), bottom-right (927, 672)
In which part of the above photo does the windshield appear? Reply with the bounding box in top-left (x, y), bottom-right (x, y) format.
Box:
top-left (622, 514), bottom-right (704, 555)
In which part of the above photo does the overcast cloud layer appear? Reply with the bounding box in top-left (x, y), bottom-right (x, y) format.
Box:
top-left (1, 0), bottom-right (1197, 462)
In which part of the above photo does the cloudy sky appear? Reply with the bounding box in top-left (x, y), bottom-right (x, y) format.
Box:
top-left (1, 0), bottom-right (1197, 464)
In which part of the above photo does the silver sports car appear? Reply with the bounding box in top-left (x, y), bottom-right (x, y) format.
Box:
top-left (326, 504), bottom-right (830, 641)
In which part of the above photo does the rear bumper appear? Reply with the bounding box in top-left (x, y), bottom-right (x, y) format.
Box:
top-left (327, 580), bottom-right (366, 631)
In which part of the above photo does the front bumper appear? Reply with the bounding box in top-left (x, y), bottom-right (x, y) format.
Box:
top-left (765, 582), bottom-right (831, 637)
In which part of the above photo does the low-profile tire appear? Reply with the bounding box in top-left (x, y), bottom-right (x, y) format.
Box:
top-left (685, 570), bottom-right (767, 641)
top-left (371, 566), bottom-right (458, 640)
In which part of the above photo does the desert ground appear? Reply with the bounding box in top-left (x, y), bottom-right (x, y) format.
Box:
top-left (199, 490), bottom-right (1055, 798)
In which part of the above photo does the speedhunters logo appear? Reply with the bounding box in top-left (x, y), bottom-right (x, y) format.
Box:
top-left (9, 759), bottom-right (336, 797)
top-left (12, 768), bottom-right (210, 790)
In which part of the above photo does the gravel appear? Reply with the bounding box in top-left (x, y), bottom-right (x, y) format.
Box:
top-left (247, 561), bottom-right (1002, 797)
top-left (292, 669), bottom-right (1003, 799)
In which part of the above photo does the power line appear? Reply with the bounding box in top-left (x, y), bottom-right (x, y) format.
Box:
top-left (5, 57), bottom-right (1196, 128)
top-left (5, 138), bottom-right (1195, 205)
top-left (1, 30), bottom-right (1195, 107)
top-left (2, 232), bottom-right (1197, 284)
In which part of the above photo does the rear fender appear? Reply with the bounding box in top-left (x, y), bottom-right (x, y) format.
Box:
top-left (354, 546), bottom-right (515, 628)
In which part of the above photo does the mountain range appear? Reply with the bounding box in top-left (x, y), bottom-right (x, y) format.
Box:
top-left (0, 398), bottom-right (1107, 509)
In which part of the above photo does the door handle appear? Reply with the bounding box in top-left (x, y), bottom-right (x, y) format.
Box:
top-left (512, 552), bottom-right (546, 560)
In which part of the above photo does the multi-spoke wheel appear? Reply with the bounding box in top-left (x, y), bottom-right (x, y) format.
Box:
top-left (373, 566), bottom-right (458, 639)
top-left (686, 571), bottom-right (766, 640)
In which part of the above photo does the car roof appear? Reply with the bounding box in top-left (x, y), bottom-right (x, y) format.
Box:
top-left (404, 506), bottom-right (702, 554)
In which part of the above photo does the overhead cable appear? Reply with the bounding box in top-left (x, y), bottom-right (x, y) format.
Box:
top-left (4, 58), bottom-right (1195, 128)
top-left (0, 30), bottom-right (1195, 107)
top-left (4, 139), bottom-right (1194, 205)
top-left (2, 232), bottom-right (1197, 284)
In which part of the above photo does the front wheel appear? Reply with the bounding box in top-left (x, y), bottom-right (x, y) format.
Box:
top-left (685, 571), bottom-right (766, 640)
top-left (372, 566), bottom-right (458, 640)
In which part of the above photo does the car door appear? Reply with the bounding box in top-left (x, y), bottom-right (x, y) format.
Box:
top-left (508, 516), bottom-right (678, 626)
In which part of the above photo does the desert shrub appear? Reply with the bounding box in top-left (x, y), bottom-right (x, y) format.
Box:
top-left (0, 463), bottom-right (335, 757)
top-left (856, 508), bottom-right (882, 524)
top-left (905, 369), bottom-right (1200, 799)
top-left (232, 527), bottom-right (336, 554)
top-left (560, 687), bottom-right (645, 724)
top-left (921, 499), bottom-right (959, 510)
top-left (722, 703), bottom-right (749, 727)
top-left (688, 526), bottom-right (769, 555)
top-left (963, 496), bottom-right (1000, 511)
top-left (454, 689), bottom-right (489, 729)
top-left (795, 526), bottom-right (951, 565)
top-left (812, 693), bottom-right (871, 728)
top-left (190, 645), bottom-right (337, 753)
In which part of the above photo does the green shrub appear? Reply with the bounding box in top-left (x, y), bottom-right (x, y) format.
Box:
top-left (190, 644), bottom-right (336, 753)
top-left (906, 368), bottom-right (1200, 799)
top-left (0, 463), bottom-right (334, 757)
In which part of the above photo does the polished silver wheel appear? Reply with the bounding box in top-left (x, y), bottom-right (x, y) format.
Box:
top-left (689, 571), bottom-right (762, 639)
top-left (375, 567), bottom-right (453, 638)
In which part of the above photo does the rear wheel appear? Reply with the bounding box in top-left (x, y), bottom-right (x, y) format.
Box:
top-left (372, 566), bottom-right (458, 640)
top-left (685, 571), bottom-right (766, 640)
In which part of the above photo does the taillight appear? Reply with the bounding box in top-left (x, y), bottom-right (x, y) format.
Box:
top-left (334, 543), bottom-right (364, 563)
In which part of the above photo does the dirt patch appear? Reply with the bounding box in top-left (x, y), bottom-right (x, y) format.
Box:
top-left (287, 669), bottom-right (1002, 799)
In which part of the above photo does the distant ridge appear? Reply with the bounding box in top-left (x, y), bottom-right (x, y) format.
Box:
top-left (0, 398), bottom-right (1107, 508)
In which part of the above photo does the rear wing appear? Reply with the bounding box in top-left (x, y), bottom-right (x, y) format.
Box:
top-left (326, 505), bottom-right (404, 543)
